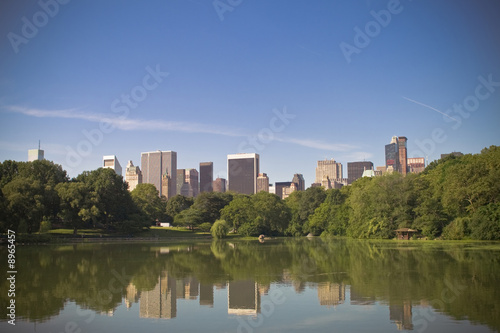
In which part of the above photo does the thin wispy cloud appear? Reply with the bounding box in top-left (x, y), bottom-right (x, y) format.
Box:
top-left (275, 136), bottom-right (357, 152)
top-left (5, 106), bottom-right (243, 137)
top-left (402, 96), bottom-right (458, 121)
top-left (5, 106), bottom-right (358, 152)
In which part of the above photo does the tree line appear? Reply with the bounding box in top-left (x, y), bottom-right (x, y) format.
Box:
top-left (0, 145), bottom-right (498, 239)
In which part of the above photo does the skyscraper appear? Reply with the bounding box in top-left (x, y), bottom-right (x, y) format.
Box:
top-left (103, 155), bottom-right (122, 176)
top-left (28, 141), bottom-right (44, 162)
top-left (176, 169), bottom-right (185, 195)
top-left (141, 150), bottom-right (177, 198)
top-left (213, 177), bottom-right (226, 193)
top-left (275, 182), bottom-right (292, 200)
top-left (181, 168), bottom-right (199, 197)
top-left (125, 160), bottom-right (142, 191)
top-left (291, 174), bottom-right (305, 191)
top-left (162, 173), bottom-right (172, 199)
top-left (282, 182), bottom-right (297, 199)
top-left (398, 136), bottom-right (408, 175)
top-left (347, 161), bottom-right (374, 184)
top-left (227, 153), bottom-right (259, 194)
top-left (385, 137), bottom-right (400, 173)
top-left (315, 159), bottom-right (343, 183)
top-left (199, 162), bottom-right (213, 193)
top-left (408, 157), bottom-right (425, 174)
top-left (257, 173), bottom-right (269, 193)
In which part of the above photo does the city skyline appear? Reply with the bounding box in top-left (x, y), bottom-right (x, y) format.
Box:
top-left (1, 1), bottom-right (499, 187)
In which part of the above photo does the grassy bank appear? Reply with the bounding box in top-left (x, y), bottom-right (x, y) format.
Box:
top-left (0, 226), bottom-right (251, 244)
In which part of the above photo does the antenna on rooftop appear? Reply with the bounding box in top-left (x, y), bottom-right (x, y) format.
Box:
top-left (38, 140), bottom-right (40, 150)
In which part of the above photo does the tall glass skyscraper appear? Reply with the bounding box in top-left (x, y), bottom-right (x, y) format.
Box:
top-left (227, 153), bottom-right (259, 195)
top-left (199, 162), bottom-right (213, 193)
top-left (141, 150), bottom-right (177, 198)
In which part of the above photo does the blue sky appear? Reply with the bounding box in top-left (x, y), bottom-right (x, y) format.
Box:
top-left (1, 0), bottom-right (499, 185)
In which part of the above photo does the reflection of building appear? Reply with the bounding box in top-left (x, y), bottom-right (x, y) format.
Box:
top-left (200, 283), bottom-right (214, 307)
top-left (213, 177), bottom-right (226, 193)
top-left (103, 155), bottom-right (122, 176)
top-left (228, 280), bottom-right (260, 315)
top-left (348, 161), bottom-right (374, 184)
top-left (317, 282), bottom-right (345, 308)
top-left (125, 160), bottom-right (142, 191)
top-left (349, 286), bottom-right (375, 305)
top-left (227, 153), bottom-right (260, 194)
top-left (257, 173), bottom-right (269, 193)
top-left (125, 283), bottom-right (140, 308)
top-left (139, 273), bottom-right (176, 319)
top-left (141, 150), bottom-right (177, 198)
top-left (199, 162), bottom-right (213, 193)
top-left (390, 301), bottom-right (413, 330)
top-left (176, 277), bottom-right (199, 300)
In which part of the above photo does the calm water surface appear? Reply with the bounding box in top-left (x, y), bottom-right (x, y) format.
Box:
top-left (1, 238), bottom-right (499, 333)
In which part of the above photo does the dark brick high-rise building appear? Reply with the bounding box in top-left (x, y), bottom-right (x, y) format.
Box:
top-left (199, 162), bottom-right (213, 193)
top-left (347, 161), bottom-right (374, 184)
top-left (227, 153), bottom-right (259, 195)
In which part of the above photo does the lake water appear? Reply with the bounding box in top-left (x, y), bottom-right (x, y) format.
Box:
top-left (1, 238), bottom-right (499, 333)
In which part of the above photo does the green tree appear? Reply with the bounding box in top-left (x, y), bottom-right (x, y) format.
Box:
top-left (2, 178), bottom-right (45, 233)
top-left (131, 183), bottom-right (164, 224)
top-left (309, 188), bottom-right (349, 236)
top-left (191, 192), bottom-right (233, 224)
top-left (174, 207), bottom-right (204, 230)
top-left (165, 195), bottom-right (194, 222)
top-left (0, 160), bottom-right (20, 188)
top-left (347, 173), bottom-right (415, 239)
top-left (220, 194), bottom-right (253, 232)
top-left (469, 203), bottom-right (500, 240)
top-left (75, 168), bottom-right (137, 230)
top-left (211, 219), bottom-right (229, 239)
top-left (251, 191), bottom-right (290, 235)
top-left (56, 181), bottom-right (97, 234)
top-left (285, 187), bottom-right (326, 236)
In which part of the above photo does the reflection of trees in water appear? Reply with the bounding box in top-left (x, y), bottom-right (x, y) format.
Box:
top-left (0, 240), bottom-right (499, 331)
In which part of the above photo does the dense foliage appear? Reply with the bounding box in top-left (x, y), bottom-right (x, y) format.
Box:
top-left (0, 145), bottom-right (498, 238)
top-left (0, 161), bottom-right (147, 234)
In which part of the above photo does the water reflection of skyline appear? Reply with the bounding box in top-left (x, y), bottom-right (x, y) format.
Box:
top-left (125, 272), bottom-right (414, 331)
